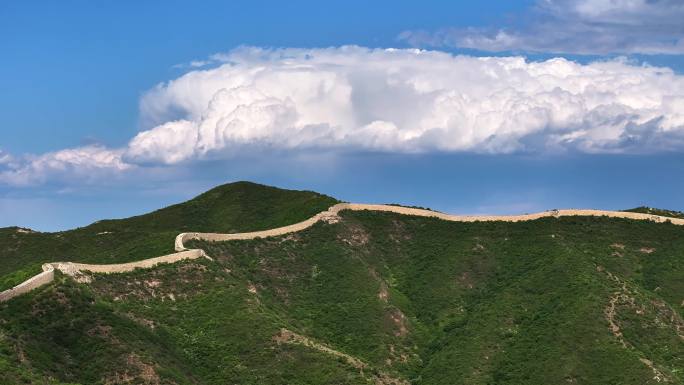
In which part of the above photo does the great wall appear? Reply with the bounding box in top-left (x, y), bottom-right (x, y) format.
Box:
top-left (3, 203), bottom-right (684, 303)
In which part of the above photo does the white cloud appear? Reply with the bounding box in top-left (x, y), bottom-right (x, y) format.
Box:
top-left (0, 150), bottom-right (13, 165)
top-left (399, 0), bottom-right (684, 55)
top-left (0, 146), bottom-right (130, 186)
top-left (126, 120), bottom-right (198, 164)
top-left (3, 46), bottom-right (684, 186)
top-left (128, 46), bottom-right (684, 163)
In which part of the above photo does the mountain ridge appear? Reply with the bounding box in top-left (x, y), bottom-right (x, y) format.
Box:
top-left (4, 190), bottom-right (684, 304)
top-left (0, 181), bottom-right (338, 291)
top-left (4, 182), bottom-right (684, 302)
top-left (1, 182), bottom-right (683, 384)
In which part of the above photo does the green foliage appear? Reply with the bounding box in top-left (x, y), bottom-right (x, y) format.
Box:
top-left (0, 181), bottom-right (338, 279)
top-left (1, 261), bottom-right (371, 384)
top-left (0, 263), bottom-right (44, 291)
top-left (190, 212), bottom-right (684, 384)
top-left (624, 206), bottom-right (684, 219)
top-left (0, 186), bottom-right (682, 384)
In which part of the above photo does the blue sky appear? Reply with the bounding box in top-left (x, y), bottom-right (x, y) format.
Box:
top-left (2, 0), bottom-right (684, 231)
top-left (1, 0), bottom-right (532, 154)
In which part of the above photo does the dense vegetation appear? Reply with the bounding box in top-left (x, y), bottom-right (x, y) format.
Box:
top-left (625, 206), bottom-right (684, 219)
top-left (0, 182), bottom-right (337, 291)
top-left (1, 183), bottom-right (682, 384)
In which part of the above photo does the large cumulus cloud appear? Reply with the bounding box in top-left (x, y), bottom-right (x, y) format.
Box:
top-left (127, 46), bottom-right (684, 163)
top-left (3, 46), bottom-right (684, 185)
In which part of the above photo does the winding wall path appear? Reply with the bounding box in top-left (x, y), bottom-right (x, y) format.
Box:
top-left (3, 203), bottom-right (684, 303)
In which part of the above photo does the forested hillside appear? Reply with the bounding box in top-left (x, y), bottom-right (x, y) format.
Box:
top-left (0, 183), bottom-right (682, 384)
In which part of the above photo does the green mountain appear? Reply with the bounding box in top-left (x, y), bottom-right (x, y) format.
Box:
top-left (0, 181), bottom-right (337, 291)
top-left (1, 182), bottom-right (683, 384)
top-left (625, 206), bottom-right (684, 220)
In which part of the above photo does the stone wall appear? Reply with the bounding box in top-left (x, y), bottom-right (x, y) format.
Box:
top-left (46, 249), bottom-right (206, 275)
top-left (175, 213), bottom-right (328, 251)
top-left (175, 203), bottom-right (684, 250)
top-left (344, 205), bottom-right (684, 224)
top-left (0, 265), bottom-right (55, 302)
top-left (68, 249), bottom-right (205, 274)
top-left (0, 250), bottom-right (205, 303)
top-left (5, 203), bottom-right (684, 303)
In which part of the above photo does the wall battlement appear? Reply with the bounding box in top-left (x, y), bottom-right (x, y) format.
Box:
top-left (0, 250), bottom-right (206, 302)
top-left (175, 203), bottom-right (684, 250)
top-left (4, 203), bottom-right (684, 303)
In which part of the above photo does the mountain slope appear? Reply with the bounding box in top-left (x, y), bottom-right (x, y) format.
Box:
top-left (192, 211), bottom-right (684, 384)
top-left (0, 182), bottom-right (338, 291)
top-left (625, 206), bottom-right (684, 220)
top-left (1, 197), bottom-right (682, 384)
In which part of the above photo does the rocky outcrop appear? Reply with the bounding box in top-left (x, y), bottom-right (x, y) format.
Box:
top-left (4, 203), bottom-right (684, 303)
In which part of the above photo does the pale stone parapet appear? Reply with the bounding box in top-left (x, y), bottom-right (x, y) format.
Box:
top-left (175, 213), bottom-right (328, 251)
top-left (68, 249), bottom-right (206, 274)
top-left (342, 204), bottom-right (684, 225)
top-left (0, 265), bottom-right (55, 303)
top-left (4, 203), bottom-right (684, 303)
top-left (1, 250), bottom-right (206, 303)
top-left (176, 204), bottom-right (684, 250)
